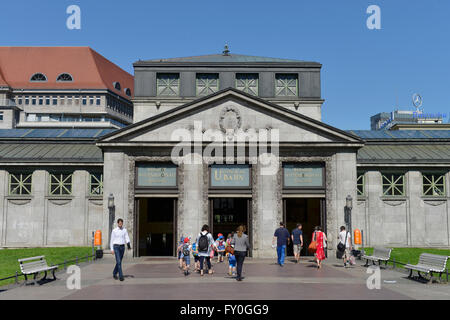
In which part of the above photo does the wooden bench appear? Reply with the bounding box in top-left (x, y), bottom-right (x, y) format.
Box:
top-left (361, 247), bottom-right (392, 267)
top-left (18, 256), bottom-right (58, 285)
top-left (404, 253), bottom-right (449, 283)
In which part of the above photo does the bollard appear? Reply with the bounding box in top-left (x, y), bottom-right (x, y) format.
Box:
top-left (393, 258), bottom-right (396, 269)
top-left (64, 260), bottom-right (67, 270)
top-left (92, 231), bottom-right (95, 259)
top-left (76, 256), bottom-right (78, 266)
top-left (15, 271), bottom-right (18, 284)
top-left (86, 254), bottom-right (88, 263)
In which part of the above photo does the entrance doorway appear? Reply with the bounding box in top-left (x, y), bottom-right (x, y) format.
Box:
top-left (283, 198), bottom-right (325, 256)
top-left (210, 198), bottom-right (251, 246)
top-left (136, 198), bottom-right (176, 256)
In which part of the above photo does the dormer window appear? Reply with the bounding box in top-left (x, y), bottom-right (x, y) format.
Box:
top-left (275, 74), bottom-right (298, 97)
top-left (57, 73), bottom-right (73, 82)
top-left (196, 73), bottom-right (219, 96)
top-left (113, 82), bottom-right (121, 91)
top-left (124, 88), bottom-right (132, 97)
top-left (30, 73), bottom-right (47, 82)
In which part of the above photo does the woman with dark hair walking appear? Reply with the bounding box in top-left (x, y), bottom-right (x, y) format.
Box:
top-left (231, 225), bottom-right (250, 281)
top-left (195, 224), bottom-right (216, 276)
top-left (313, 226), bottom-right (327, 269)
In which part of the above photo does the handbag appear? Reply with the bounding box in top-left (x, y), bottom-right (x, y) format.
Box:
top-left (308, 232), bottom-right (317, 253)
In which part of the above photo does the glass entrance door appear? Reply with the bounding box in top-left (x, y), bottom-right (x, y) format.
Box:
top-left (137, 198), bottom-right (176, 256)
top-left (210, 198), bottom-right (249, 242)
top-left (283, 198), bottom-right (323, 257)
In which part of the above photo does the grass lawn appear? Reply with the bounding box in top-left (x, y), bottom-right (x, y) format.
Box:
top-left (362, 247), bottom-right (450, 270)
top-left (0, 247), bottom-right (92, 286)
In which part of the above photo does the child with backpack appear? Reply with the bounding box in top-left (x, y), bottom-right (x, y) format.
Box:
top-left (181, 237), bottom-right (191, 276)
top-left (191, 241), bottom-right (200, 272)
top-left (227, 245), bottom-right (237, 276)
top-left (177, 236), bottom-right (185, 269)
top-left (215, 234), bottom-right (226, 263)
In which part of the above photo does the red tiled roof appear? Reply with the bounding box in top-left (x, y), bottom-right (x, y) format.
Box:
top-left (0, 47), bottom-right (133, 99)
top-left (0, 67), bottom-right (7, 87)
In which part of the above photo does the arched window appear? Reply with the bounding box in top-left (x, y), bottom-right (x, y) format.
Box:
top-left (113, 82), bottom-right (121, 91)
top-left (30, 73), bottom-right (47, 82)
top-left (124, 88), bottom-right (131, 97)
top-left (56, 73), bottom-right (73, 82)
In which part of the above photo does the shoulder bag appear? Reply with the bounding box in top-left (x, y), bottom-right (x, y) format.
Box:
top-left (337, 231), bottom-right (348, 252)
top-left (308, 231), bottom-right (317, 253)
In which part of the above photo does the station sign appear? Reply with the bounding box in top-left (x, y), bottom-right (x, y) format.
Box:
top-left (283, 163), bottom-right (324, 188)
top-left (210, 165), bottom-right (250, 188)
top-left (136, 164), bottom-right (177, 187)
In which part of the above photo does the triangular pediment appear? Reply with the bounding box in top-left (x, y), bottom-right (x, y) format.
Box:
top-left (98, 88), bottom-right (363, 145)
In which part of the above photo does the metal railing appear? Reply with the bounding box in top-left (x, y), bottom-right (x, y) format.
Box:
top-left (358, 249), bottom-right (449, 282)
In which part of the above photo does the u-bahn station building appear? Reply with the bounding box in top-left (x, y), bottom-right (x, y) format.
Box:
top-left (0, 46), bottom-right (449, 258)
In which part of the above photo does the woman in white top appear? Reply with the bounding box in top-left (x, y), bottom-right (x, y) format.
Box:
top-left (195, 224), bottom-right (216, 276)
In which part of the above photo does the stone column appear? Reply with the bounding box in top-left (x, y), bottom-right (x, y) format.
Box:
top-left (103, 151), bottom-right (129, 251)
top-left (447, 171), bottom-right (450, 247)
top-left (253, 162), bottom-right (280, 258)
top-left (72, 170), bottom-right (88, 246)
top-left (366, 171), bottom-right (382, 246)
top-left (0, 170), bottom-right (7, 246)
top-left (34, 170), bottom-right (47, 246)
top-left (179, 160), bottom-right (205, 240)
top-left (407, 171), bottom-right (422, 246)
top-left (329, 152), bottom-right (357, 253)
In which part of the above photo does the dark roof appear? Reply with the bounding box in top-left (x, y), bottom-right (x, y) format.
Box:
top-left (357, 144), bottom-right (450, 164)
top-left (0, 128), bottom-right (116, 140)
top-left (0, 143), bottom-right (103, 163)
top-left (348, 130), bottom-right (450, 140)
top-left (141, 53), bottom-right (305, 63)
top-left (135, 53), bottom-right (321, 67)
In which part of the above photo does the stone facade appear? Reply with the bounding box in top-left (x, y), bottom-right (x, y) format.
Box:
top-left (0, 168), bottom-right (103, 247)
top-left (356, 170), bottom-right (450, 248)
top-left (97, 88), bottom-right (363, 257)
top-left (0, 51), bottom-right (448, 257)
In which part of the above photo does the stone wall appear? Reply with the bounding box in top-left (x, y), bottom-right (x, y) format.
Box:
top-left (356, 170), bottom-right (450, 248)
top-left (0, 169), bottom-right (103, 247)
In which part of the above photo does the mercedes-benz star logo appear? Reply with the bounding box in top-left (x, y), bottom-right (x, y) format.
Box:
top-left (412, 93), bottom-right (423, 108)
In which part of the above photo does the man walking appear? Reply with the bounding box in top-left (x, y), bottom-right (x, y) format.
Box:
top-left (273, 222), bottom-right (290, 267)
top-left (338, 226), bottom-right (352, 267)
top-left (291, 224), bottom-right (304, 263)
top-left (110, 218), bottom-right (131, 281)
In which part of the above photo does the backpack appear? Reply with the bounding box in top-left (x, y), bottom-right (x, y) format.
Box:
top-left (198, 233), bottom-right (209, 252)
top-left (182, 244), bottom-right (190, 256)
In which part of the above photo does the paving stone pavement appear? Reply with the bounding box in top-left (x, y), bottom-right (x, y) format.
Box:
top-left (0, 254), bottom-right (449, 300)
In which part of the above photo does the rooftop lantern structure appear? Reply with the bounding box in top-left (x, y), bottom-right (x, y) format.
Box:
top-left (223, 44), bottom-right (230, 56)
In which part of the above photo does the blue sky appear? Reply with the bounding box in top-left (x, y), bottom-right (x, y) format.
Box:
top-left (1, 0), bottom-right (449, 130)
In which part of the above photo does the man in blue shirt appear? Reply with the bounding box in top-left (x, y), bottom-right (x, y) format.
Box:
top-left (291, 224), bottom-right (304, 263)
top-left (273, 222), bottom-right (290, 267)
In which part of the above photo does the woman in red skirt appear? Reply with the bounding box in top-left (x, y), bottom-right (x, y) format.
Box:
top-left (313, 226), bottom-right (327, 269)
